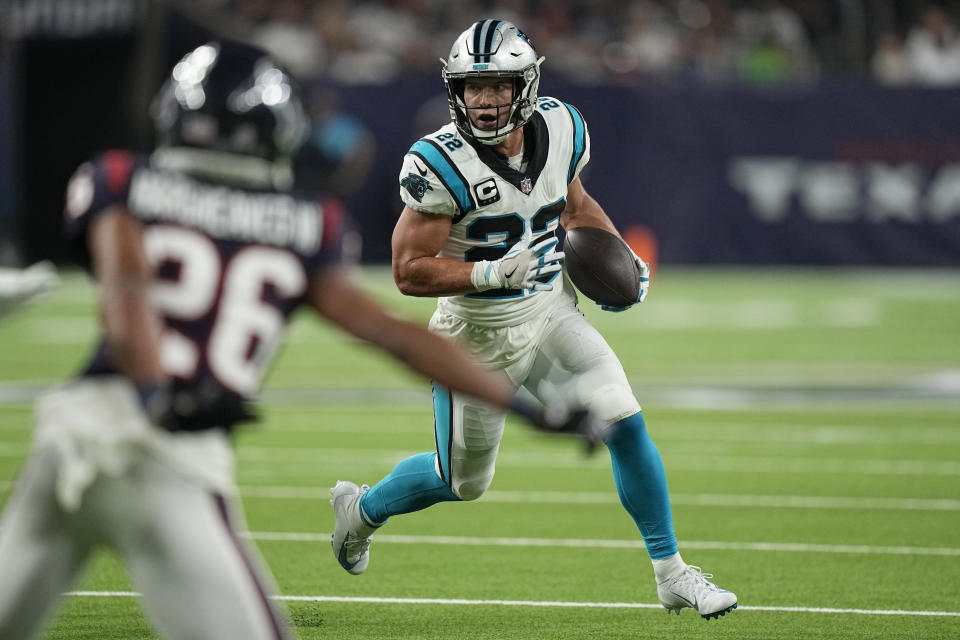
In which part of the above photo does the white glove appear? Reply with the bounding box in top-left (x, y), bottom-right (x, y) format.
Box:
top-left (470, 236), bottom-right (564, 292)
top-left (601, 251), bottom-right (650, 312)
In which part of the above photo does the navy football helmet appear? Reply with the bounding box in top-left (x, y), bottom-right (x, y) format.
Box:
top-left (151, 40), bottom-right (309, 189)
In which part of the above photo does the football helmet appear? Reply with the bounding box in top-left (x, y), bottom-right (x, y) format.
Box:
top-left (151, 40), bottom-right (309, 189)
top-left (442, 20), bottom-right (544, 145)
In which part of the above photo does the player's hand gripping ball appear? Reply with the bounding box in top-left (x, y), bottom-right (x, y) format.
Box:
top-left (563, 227), bottom-right (649, 311)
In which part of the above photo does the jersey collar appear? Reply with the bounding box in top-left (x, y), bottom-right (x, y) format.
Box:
top-left (467, 112), bottom-right (550, 195)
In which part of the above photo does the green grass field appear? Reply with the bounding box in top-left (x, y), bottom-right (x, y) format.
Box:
top-left (1, 266), bottom-right (958, 639)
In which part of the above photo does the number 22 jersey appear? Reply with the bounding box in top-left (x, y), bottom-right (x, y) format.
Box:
top-left (398, 96), bottom-right (590, 327)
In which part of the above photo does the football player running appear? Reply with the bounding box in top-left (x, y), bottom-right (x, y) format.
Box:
top-left (0, 40), bottom-right (600, 640)
top-left (329, 20), bottom-right (738, 619)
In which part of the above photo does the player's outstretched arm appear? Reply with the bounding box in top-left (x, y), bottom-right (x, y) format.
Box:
top-left (311, 266), bottom-right (514, 405)
top-left (309, 267), bottom-right (604, 450)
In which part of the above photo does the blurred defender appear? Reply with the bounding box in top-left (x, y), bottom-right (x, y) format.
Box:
top-left (0, 41), bottom-right (599, 640)
top-left (329, 20), bottom-right (738, 619)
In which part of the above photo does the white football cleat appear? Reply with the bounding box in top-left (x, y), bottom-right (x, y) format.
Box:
top-left (329, 480), bottom-right (375, 575)
top-left (657, 565), bottom-right (738, 620)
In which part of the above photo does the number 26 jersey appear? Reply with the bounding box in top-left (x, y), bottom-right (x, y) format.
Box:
top-left (64, 150), bottom-right (353, 398)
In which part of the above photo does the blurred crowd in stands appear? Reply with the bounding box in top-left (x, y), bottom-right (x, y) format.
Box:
top-left (201, 0), bottom-right (960, 86)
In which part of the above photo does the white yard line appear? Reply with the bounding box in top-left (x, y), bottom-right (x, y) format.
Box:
top-left (228, 446), bottom-right (960, 476)
top-left (63, 591), bottom-right (960, 617)
top-left (233, 484), bottom-right (960, 512)
top-left (618, 456), bottom-right (960, 476)
top-left (1, 442), bottom-right (957, 477)
top-left (245, 531), bottom-right (960, 557)
top-left (0, 480), bottom-right (960, 511)
top-left (1, 480), bottom-right (956, 511)
top-left (3, 377), bottom-right (960, 408)
top-left (655, 425), bottom-right (960, 446)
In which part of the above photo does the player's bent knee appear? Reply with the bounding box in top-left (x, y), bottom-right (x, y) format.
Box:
top-left (453, 482), bottom-right (487, 502)
top-left (452, 471), bottom-right (494, 501)
top-left (589, 383), bottom-right (641, 423)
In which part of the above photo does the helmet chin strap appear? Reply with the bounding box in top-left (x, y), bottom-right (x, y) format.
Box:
top-left (475, 128), bottom-right (515, 145)
top-left (464, 101), bottom-right (519, 145)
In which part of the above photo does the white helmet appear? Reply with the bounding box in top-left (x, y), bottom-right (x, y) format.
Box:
top-left (442, 20), bottom-right (544, 145)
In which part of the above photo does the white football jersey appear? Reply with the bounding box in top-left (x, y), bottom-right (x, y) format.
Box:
top-left (398, 96), bottom-right (590, 326)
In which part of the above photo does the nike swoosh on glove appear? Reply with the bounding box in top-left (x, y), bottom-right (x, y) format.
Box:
top-left (470, 235), bottom-right (564, 292)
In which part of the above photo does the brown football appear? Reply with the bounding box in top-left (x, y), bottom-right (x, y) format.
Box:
top-left (563, 227), bottom-right (641, 307)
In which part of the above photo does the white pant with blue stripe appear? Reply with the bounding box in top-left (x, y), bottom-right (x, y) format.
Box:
top-left (428, 281), bottom-right (641, 500)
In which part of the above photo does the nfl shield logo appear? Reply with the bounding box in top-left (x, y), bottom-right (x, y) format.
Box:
top-left (520, 177), bottom-right (532, 194)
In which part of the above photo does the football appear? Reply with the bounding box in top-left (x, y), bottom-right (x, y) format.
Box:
top-left (563, 227), bottom-right (642, 307)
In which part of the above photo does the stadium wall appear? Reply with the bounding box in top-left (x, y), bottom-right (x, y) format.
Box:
top-left (0, 55), bottom-right (18, 264)
top-left (331, 78), bottom-right (960, 266)
top-left (6, 66), bottom-right (960, 266)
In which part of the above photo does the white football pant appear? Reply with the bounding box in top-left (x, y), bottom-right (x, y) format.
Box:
top-left (0, 378), bottom-right (290, 640)
top-left (429, 294), bottom-right (641, 501)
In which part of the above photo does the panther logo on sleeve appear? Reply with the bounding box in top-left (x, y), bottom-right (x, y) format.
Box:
top-left (401, 173), bottom-right (433, 203)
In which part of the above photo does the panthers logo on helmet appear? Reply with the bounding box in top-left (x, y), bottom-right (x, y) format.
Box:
top-left (401, 173), bottom-right (433, 203)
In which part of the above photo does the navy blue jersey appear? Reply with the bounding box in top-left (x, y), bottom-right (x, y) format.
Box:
top-left (64, 150), bottom-right (352, 397)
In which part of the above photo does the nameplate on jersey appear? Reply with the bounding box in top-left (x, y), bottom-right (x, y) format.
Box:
top-left (128, 169), bottom-right (321, 253)
top-left (473, 177), bottom-right (500, 206)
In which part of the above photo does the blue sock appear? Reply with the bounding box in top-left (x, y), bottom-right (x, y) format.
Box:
top-left (605, 412), bottom-right (678, 559)
top-left (359, 383), bottom-right (461, 526)
top-left (358, 452), bottom-right (459, 526)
